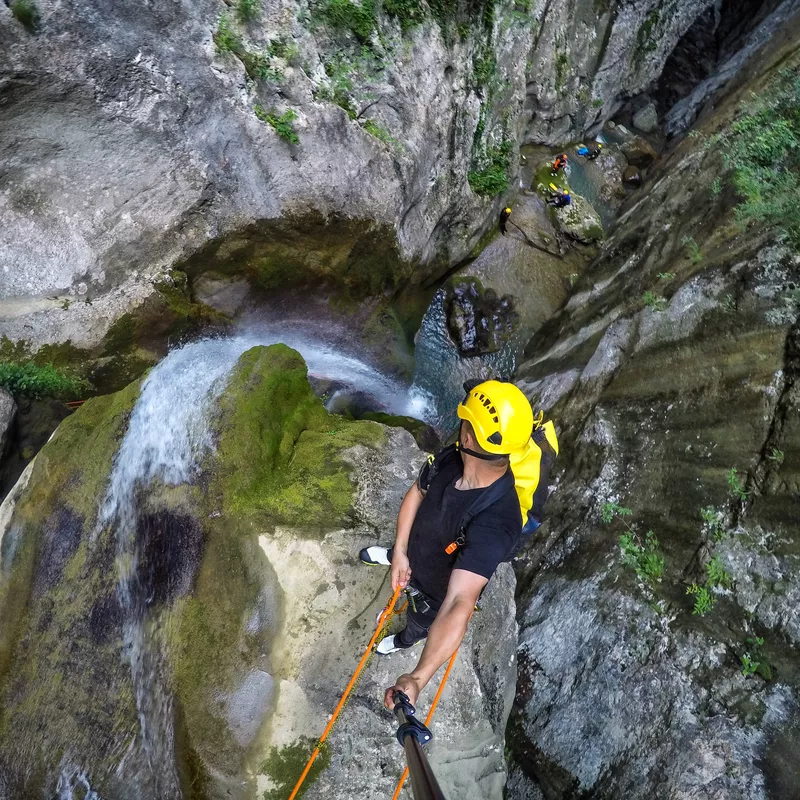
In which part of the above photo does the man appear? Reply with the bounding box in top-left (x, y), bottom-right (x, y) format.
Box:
top-left (551, 152), bottom-right (568, 175)
top-left (547, 187), bottom-right (571, 208)
top-left (499, 206), bottom-right (512, 235)
top-left (359, 380), bottom-right (534, 709)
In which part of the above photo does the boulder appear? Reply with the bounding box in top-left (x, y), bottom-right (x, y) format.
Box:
top-left (552, 195), bottom-right (605, 244)
top-left (620, 137), bottom-right (659, 168)
top-left (445, 278), bottom-right (520, 357)
top-left (632, 101), bottom-right (659, 133)
top-left (622, 165), bottom-right (643, 187)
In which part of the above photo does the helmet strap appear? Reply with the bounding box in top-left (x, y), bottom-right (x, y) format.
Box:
top-left (456, 441), bottom-right (508, 461)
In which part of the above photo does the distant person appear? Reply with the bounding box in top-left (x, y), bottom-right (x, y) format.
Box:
top-left (576, 141), bottom-right (602, 160)
top-left (551, 153), bottom-right (568, 176)
top-left (547, 187), bottom-right (571, 208)
top-left (499, 206), bottom-right (512, 235)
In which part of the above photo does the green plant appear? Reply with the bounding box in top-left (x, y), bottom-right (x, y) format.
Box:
top-left (727, 467), bottom-right (749, 501)
top-left (315, 0), bottom-right (377, 43)
top-left (706, 555), bottom-right (732, 589)
top-left (0, 361), bottom-right (86, 399)
top-left (710, 176), bottom-right (722, 197)
top-left (468, 140), bottom-right (512, 197)
top-left (473, 52), bottom-right (496, 88)
top-left (681, 235), bottom-right (703, 264)
top-left (10, 0), bottom-right (39, 31)
top-left (601, 501), bottom-right (632, 524)
top-left (620, 530), bottom-right (665, 583)
top-left (722, 293), bottom-right (737, 311)
top-left (767, 447), bottom-right (784, 465)
top-left (657, 272), bottom-right (676, 281)
top-left (214, 14), bottom-right (242, 54)
top-left (362, 119), bottom-right (395, 144)
top-left (700, 506), bottom-right (725, 542)
top-left (236, 0), bottom-right (260, 22)
top-left (268, 37), bottom-right (300, 63)
top-left (741, 652), bottom-right (760, 677)
top-left (634, 9), bottom-right (660, 66)
top-left (717, 66), bottom-right (800, 248)
top-left (554, 50), bottom-right (569, 93)
top-left (642, 291), bottom-right (667, 311)
top-left (592, 98), bottom-right (604, 108)
top-left (254, 106), bottom-right (300, 144)
top-left (687, 583), bottom-right (715, 615)
top-left (241, 51), bottom-right (283, 81)
top-left (568, 273), bottom-right (579, 287)
top-left (384, 0), bottom-right (426, 32)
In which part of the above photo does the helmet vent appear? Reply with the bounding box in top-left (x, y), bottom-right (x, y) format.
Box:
top-left (487, 432), bottom-right (503, 445)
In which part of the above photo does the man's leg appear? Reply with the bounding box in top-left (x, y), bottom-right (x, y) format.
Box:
top-left (395, 603), bottom-right (437, 647)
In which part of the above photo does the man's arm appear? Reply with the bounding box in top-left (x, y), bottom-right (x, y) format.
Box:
top-left (390, 482), bottom-right (424, 590)
top-left (383, 568), bottom-right (487, 709)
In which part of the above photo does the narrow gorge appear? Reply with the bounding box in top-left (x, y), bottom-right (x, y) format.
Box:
top-left (0, 0), bottom-right (798, 798)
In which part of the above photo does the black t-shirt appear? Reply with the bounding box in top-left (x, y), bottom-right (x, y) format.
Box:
top-left (406, 457), bottom-right (522, 607)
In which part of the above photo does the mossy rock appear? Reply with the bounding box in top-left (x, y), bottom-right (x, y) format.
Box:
top-left (357, 410), bottom-right (441, 452)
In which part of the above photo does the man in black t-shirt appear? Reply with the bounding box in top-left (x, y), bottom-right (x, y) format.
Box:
top-left (359, 380), bottom-right (534, 710)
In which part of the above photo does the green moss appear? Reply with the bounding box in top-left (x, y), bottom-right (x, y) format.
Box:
top-left (103, 313), bottom-right (136, 355)
top-left (634, 9), bottom-right (660, 66)
top-left (167, 529), bottom-right (266, 767)
top-left (358, 411), bottom-right (439, 452)
top-left (215, 345), bottom-right (384, 528)
top-left (383, 0), bottom-right (425, 32)
top-left (262, 737), bottom-right (331, 799)
top-left (314, 0), bottom-right (377, 43)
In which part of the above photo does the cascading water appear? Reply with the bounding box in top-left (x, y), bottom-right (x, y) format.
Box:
top-left (93, 329), bottom-right (432, 793)
top-left (409, 289), bottom-right (525, 433)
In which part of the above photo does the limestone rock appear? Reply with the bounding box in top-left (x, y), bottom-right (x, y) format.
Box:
top-left (632, 101), bottom-right (659, 133)
top-left (553, 195), bottom-right (604, 244)
top-left (511, 37), bottom-right (800, 797)
top-left (0, 389), bottom-right (15, 460)
top-left (445, 277), bottom-right (520, 357)
top-left (620, 136), bottom-right (659, 168)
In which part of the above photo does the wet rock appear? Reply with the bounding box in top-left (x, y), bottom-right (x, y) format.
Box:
top-left (193, 272), bottom-right (251, 317)
top-left (632, 101), bottom-right (659, 133)
top-left (0, 390), bottom-right (15, 462)
top-left (445, 278), bottom-right (520, 357)
top-left (620, 137), bottom-right (659, 168)
top-left (622, 166), bottom-right (643, 187)
top-left (552, 195), bottom-right (604, 244)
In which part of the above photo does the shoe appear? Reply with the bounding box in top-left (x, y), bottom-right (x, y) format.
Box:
top-left (376, 634), bottom-right (410, 655)
top-left (360, 546), bottom-right (391, 566)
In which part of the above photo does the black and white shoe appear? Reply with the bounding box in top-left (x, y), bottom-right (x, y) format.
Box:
top-left (359, 546), bottom-right (391, 566)
top-left (375, 635), bottom-right (410, 655)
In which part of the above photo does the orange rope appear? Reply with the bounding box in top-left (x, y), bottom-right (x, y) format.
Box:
top-left (390, 649), bottom-right (459, 800)
top-left (288, 584), bottom-right (405, 800)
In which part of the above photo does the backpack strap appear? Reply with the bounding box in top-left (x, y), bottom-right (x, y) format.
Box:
top-left (524, 424), bottom-right (558, 533)
top-left (417, 443), bottom-right (459, 494)
top-left (444, 469), bottom-right (516, 555)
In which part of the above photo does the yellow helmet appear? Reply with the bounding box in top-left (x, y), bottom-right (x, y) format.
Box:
top-left (457, 380), bottom-right (534, 455)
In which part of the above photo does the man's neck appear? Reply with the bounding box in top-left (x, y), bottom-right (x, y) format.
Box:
top-left (457, 454), bottom-right (506, 490)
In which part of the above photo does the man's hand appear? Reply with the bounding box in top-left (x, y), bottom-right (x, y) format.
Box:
top-left (384, 673), bottom-right (423, 710)
top-left (390, 549), bottom-right (411, 591)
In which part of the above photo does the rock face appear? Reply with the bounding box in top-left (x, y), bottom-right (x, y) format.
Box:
top-left (445, 277), bottom-right (520, 356)
top-left (1, 0), bottom-right (727, 355)
top-left (0, 391), bottom-right (15, 462)
top-left (631, 100), bottom-right (658, 133)
top-left (0, 344), bottom-right (517, 798)
top-left (508, 29), bottom-right (800, 799)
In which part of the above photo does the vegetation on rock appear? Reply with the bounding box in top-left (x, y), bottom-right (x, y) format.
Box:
top-left (0, 361), bottom-right (87, 400)
top-left (10, 0), bottom-right (39, 31)
top-left (255, 106), bottom-right (300, 144)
